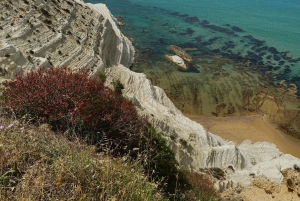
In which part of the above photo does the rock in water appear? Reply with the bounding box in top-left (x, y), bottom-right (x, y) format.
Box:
top-left (166, 54), bottom-right (188, 69)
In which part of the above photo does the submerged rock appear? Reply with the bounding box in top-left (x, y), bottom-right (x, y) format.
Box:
top-left (167, 45), bottom-right (192, 62)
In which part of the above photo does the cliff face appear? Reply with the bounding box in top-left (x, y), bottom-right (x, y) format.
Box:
top-left (0, 0), bottom-right (134, 81)
top-left (1, 0), bottom-right (300, 190)
top-left (105, 66), bottom-right (300, 189)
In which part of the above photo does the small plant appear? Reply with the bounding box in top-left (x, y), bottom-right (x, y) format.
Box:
top-left (184, 172), bottom-right (218, 201)
top-left (113, 79), bottom-right (124, 95)
top-left (97, 72), bottom-right (106, 83)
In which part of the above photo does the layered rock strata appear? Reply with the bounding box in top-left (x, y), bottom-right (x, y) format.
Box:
top-left (105, 65), bottom-right (300, 190)
top-left (1, 0), bottom-right (300, 191)
top-left (0, 0), bottom-right (134, 82)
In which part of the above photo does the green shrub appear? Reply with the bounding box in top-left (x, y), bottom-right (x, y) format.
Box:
top-left (141, 128), bottom-right (219, 201)
top-left (97, 72), bottom-right (107, 83)
top-left (142, 127), bottom-right (189, 198)
top-left (113, 79), bottom-right (124, 95)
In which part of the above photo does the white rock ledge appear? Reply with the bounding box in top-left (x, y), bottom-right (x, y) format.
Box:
top-left (105, 65), bottom-right (300, 189)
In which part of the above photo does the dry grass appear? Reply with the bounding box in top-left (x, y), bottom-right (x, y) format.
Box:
top-left (184, 172), bottom-right (218, 201)
top-left (0, 117), bottom-right (163, 201)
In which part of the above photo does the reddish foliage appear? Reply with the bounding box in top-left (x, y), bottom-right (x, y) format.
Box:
top-left (3, 67), bottom-right (145, 149)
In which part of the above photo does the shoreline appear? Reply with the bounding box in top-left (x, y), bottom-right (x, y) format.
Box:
top-left (186, 114), bottom-right (300, 158)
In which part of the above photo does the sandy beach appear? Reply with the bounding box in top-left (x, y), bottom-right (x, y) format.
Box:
top-left (187, 114), bottom-right (300, 158)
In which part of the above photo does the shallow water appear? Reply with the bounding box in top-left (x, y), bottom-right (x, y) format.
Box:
top-left (85, 0), bottom-right (300, 128)
top-left (86, 0), bottom-right (300, 90)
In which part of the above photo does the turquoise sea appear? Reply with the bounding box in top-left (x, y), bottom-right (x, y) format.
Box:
top-left (85, 0), bottom-right (300, 98)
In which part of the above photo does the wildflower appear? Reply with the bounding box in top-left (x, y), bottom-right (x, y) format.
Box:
top-left (0, 125), bottom-right (4, 130)
top-left (7, 124), bottom-right (13, 128)
top-left (20, 127), bottom-right (25, 130)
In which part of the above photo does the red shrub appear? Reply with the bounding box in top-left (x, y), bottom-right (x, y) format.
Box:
top-left (3, 67), bottom-right (145, 149)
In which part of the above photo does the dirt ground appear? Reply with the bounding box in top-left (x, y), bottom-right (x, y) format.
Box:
top-left (187, 114), bottom-right (300, 158)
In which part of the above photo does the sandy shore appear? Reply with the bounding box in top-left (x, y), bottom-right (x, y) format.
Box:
top-left (186, 114), bottom-right (300, 158)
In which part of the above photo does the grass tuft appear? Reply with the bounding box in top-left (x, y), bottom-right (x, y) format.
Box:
top-left (0, 117), bottom-right (162, 201)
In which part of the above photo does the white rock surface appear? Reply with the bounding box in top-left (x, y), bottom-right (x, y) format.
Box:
top-left (0, 0), bottom-right (134, 80)
top-left (166, 54), bottom-right (187, 69)
top-left (1, 0), bottom-right (300, 190)
top-left (105, 65), bottom-right (300, 190)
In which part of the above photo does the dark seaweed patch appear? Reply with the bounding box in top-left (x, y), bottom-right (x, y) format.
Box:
top-left (273, 54), bottom-right (281, 61)
top-left (158, 38), bottom-right (166, 44)
top-left (208, 37), bottom-right (221, 43)
top-left (254, 48), bottom-right (263, 53)
top-left (244, 35), bottom-right (265, 46)
top-left (265, 65), bottom-right (273, 70)
top-left (186, 28), bottom-right (195, 35)
top-left (258, 52), bottom-right (267, 57)
top-left (194, 36), bottom-right (203, 42)
top-left (246, 51), bottom-right (262, 62)
top-left (260, 46), bottom-right (269, 51)
top-left (169, 30), bottom-right (177, 34)
top-left (200, 20), bottom-right (209, 25)
top-left (284, 67), bottom-right (291, 73)
top-left (185, 16), bottom-right (200, 24)
top-left (180, 14), bottom-right (189, 18)
top-left (231, 26), bottom-right (244, 32)
top-left (181, 42), bottom-right (198, 49)
top-left (170, 12), bottom-right (180, 16)
top-left (201, 24), bottom-right (235, 35)
top-left (268, 47), bottom-right (279, 54)
top-left (169, 11), bottom-right (188, 18)
top-left (273, 66), bottom-right (280, 71)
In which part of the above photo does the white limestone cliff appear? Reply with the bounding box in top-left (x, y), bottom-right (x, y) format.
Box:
top-left (105, 65), bottom-right (300, 190)
top-left (1, 0), bottom-right (300, 190)
top-left (0, 0), bottom-right (134, 79)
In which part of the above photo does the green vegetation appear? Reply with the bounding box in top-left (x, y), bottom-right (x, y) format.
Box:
top-left (113, 79), bottom-right (125, 95)
top-left (0, 67), bottom-right (219, 200)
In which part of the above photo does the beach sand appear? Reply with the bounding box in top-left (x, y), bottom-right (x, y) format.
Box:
top-left (187, 114), bottom-right (300, 158)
